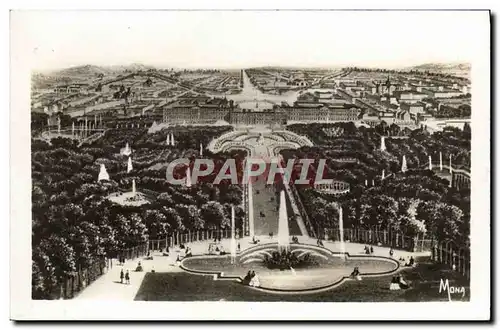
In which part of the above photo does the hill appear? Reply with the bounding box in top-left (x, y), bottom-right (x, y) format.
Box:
top-left (48, 64), bottom-right (113, 77)
top-left (408, 63), bottom-right (471, 72)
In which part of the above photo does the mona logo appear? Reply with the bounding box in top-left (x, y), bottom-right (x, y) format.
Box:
top-left (439, 279), bottom-right (466, 301)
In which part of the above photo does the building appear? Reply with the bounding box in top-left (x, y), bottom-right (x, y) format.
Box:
top-left (374, 76), bottom-right (397, 95)
top-left (162, 96), bottom-right (360, 126)
top-left (53, 83), bottom-right (89, 94)
top-left (231, 108), bottom-right (287, 125)
top-left (281, 104), bottom-right (360, 123)
top-left (400, 102), bottom-right (426, 114)
top-left (336, 89), bottom-right (357, 103)
top-left (393, 91), bottom-right (428, 103)
top-left (163, 97), bottom-right (231, 124)
top-left (361, 113), bottom-right (381, 127)
top-left (422, 87), bottom-right (462, 99)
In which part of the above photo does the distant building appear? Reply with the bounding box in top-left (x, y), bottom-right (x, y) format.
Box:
top-left (53, 83), bottom-right (89, 94)
top-left (400, 102), bottom-right (426, 114)
top-left (422, 87), bottom-right (462, 99)
top-left (393, 91), bottom-right (428, 103)
top-left (163, 97), bottom-right (231, 124)
top-left (282, 104), bottom-right (360, 123)
top-left (162, 96), bottom-right (360, 126)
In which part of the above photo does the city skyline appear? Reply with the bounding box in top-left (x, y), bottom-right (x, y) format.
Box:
top-left (13, 10), bottom-right (486, 71)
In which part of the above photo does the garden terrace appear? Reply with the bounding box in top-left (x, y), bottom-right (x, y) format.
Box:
top-left (31, 124), bottom-right (247, 300)
top-left (281, 121), bottom-right (470, 251)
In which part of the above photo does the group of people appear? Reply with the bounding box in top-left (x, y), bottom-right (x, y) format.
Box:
top-left (350, 267), bottom-right (362, 281)
top-left (242, 270), bottom-right (260, 287)
top-left (251, 236), bottom-right (260, 244)
top-left (119, 269), bottom-right (130, 284)
top-left (184, 246), bottom-right (192, 258)
top-left (291, 236), bottom-right (299, 244)
top-left (389, 275), bottom-right (410, 290)
top-left (364, 245), bottom-right (374, 255)
top-left (316, 238), bottom-right (324, 247)
top-left (117, 255), bottom-right (126, 266)
top-left (402, 256), bottom-right (415, 267)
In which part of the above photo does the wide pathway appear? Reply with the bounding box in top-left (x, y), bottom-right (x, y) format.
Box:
top-left (251, 181), bottom-right (279, 236)
top-left (75, 236), bottom-right (430, 301)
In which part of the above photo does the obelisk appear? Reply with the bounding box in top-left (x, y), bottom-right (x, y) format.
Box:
top-left (401, 155), bottom-right (407, 173)
top-left (429, 155), bottom-right (433, 170)
top-left (166, 133), bottom-right (171, 146)
top-left (171, 133), bottom-right (175, 146)
top-left (132, 179), bottom-right (136, 196)
top-left (440, 152), bottom-right (443, 171)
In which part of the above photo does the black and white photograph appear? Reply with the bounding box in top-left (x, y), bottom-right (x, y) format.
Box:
top-left (9, 8), bottom-right (491, 321)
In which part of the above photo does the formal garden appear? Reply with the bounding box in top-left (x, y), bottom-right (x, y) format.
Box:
top-left (31, 123), bottom-right (248, 299)
top-left (284, 122), bottom-right (470, 272)
top-left (31, 116), bottom-right (471, 300)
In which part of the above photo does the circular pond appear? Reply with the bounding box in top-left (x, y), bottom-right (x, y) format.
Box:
top-left (181, 243), bottom-right (400, 292)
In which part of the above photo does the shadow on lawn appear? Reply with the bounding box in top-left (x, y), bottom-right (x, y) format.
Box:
top-left (134, 258), bottom-right (470, 302)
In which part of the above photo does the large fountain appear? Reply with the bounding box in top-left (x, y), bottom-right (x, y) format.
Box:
top-left (277, 189), bottom-right (289, 253)
top-left (180, 183), bottom-right (399, 292)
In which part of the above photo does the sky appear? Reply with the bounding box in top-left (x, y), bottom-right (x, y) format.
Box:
top-left (11, 10), bottom-right (488, 71)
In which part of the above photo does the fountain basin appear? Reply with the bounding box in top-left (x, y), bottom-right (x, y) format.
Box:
top-left (181, 243), bottom-right (399, 292)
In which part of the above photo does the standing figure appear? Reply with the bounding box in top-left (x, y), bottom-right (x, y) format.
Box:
top-left (125, 270), bottom-right (130, 284)
top-left (120, 269), bottom-right (124, 284)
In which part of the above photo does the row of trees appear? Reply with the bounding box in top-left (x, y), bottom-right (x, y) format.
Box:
top-left (283, 121), bottom-right (470, 249)
top-left (343, 67), bottom-right (470, 82)
top-left (31, 124), bottom-right (245, 299)
top-left (287, 122), bottom-right (471, 170)
top-left (299, 171), bottom-right (469, 246)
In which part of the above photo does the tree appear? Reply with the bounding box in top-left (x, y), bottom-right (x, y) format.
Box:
top-left (201, 201), bottom-right (227, 229)
top-left (39, 235), bottom-right (76, 282)
top-left (162, 207), bottom-right (184, 231)
top-left (127, 213), bottom-right (149, 244)
top-left (359, 195), bottom-right (399, 230)
top-left (177, 204), bottom-right (203, 230)
top-left (435, 203), bottom-right (463, 243)
top-left (144, 209), bottom-right (168, 239)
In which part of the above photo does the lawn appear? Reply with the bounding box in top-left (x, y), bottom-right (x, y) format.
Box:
top-left (135, 260), bottom-right (470, 302)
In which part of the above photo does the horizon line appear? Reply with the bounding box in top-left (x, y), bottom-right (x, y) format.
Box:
top-left (33, 60), bottom-right (471, 74)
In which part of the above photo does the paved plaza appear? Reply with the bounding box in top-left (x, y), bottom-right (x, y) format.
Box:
top-left (75, 236), bottom-right (430, 300)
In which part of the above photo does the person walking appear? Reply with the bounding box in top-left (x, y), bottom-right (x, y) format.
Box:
top-left (125, 270), bottom-right (130, 284)
top-left (120, 269), bottom-right (124, 284)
